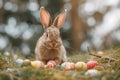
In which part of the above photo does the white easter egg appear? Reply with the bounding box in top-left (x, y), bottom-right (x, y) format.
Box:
top-left (16, 58), bottom-right (24, 66)
top-left (61, 62), bottom-right (70, 69)
top-left (85, 69), bottom-right (100, 77)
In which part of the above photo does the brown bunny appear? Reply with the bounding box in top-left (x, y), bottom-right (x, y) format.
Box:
top-left (35, 7), bottom-right (67, 65)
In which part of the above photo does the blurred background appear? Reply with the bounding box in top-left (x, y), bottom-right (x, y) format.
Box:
top-left (0, 0), bottom-right (120, 55)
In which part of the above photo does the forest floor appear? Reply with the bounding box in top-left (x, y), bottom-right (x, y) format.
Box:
top-left (0, 47), bottom-right (120, 80)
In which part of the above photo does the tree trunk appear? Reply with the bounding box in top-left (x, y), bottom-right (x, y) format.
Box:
top-left (70, 0), bottom-right (86, 52)
top-left (0, 9), bottom-right (4, 23)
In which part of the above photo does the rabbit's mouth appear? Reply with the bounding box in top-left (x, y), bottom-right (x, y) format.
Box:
top-left (42, 41), bottom-right (61, 49)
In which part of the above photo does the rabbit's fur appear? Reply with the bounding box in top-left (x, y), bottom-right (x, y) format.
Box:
top-left (35, 7), bottom-right (67, 65)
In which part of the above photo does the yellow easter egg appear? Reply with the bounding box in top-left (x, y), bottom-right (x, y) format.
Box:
top-left (31, 61), bottom-right (44, 68)
top-left (31, 61), bottom-right (36, 68)
top-left (75, 62), bottom-right (87, 71)
top-left (23, 59), bottom-right (31, 66)
top-left (97, 51), bottom-right (104, 56)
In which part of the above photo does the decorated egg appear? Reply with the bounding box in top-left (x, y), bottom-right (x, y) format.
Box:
top-left (4, 51), bottom-right (10, 57)
top-left (69, 62), bottom-right (75, 70)
top-left (61, 62), bottom-right (71, 69)
top-left (23, 59), bottom-right (31, 66)
top-left (85, 69), bottom-right (100, 76)
top-left (87, 61), bottom-right (98, 69)
top-left (16, 58), bottom-right (24, 66)
top-left (75, 62), bottom-right (87, 71)
top-left (64, 65), bottom-right (72, 71)
top-left (97, 51), bottom-right (104, 56)
top-left (48, 60), bottom-right (56, 66)
top-left (31, 61), bottom-right (44, 68)
top-left (64, 62), bottom-right (75, 71)
top-left (47, 60), bottom-right (57, 68)
top-left (47, 62), bottom-right (55, 68)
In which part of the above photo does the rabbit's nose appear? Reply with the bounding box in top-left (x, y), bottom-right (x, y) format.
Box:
top-left (52, 43), bottom-right (56, 48)
top-left (48, 42), bottom-right (56, 48)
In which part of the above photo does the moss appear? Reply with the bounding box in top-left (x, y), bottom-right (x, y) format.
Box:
top-left (0, 48), bottom-right (120, 80)
top-left (0, 54), bottom-right (8, 70)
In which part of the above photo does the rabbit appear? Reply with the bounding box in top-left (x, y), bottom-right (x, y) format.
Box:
top-left (35, 7), bottom-right (67, 65)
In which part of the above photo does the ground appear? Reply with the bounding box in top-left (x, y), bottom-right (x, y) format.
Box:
top-left (0, 47), bottom-right (120, 80)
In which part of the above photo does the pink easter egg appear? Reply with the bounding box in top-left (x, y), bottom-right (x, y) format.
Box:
top-left (64, 62), bottom-right (75, 71)
top-left (47, 60), bottom-right (56, 68)
top-left (48, 60), bottom-right (56, 66)
top-left (47, 62), bottom-right (54, 68)
top-left (87, 61), bottom-right (98, 69)
top-left (69, 62), bottom-right (75, 70)
top-left (64, 65), bottom-right (72, 71)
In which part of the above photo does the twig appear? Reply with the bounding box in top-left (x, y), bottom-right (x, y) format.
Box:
top-left (87, 47), bottom-right (119, 62)
top-left (87, 47), bottom-right (102, 58)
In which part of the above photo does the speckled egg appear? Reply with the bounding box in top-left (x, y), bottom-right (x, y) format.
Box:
top-left (69, 62), bottom-right (75, 70)
top-left (47, 63), bottom-right (54, 68)
top-left (31, 61), bottom-right (44, 68)
top-left (46, 60), bottom-right (57, 68)
top-left (64, 62), bottom-right (75, 71)
top-left (75, 62), bottom-right (87, 71)
top-left (61, 62), bottom-right (71, 69)
top-left (48, 60), bottom-right (56, 65)
top-left (87, 61), bottom-right (98, 69)
top-left (64, 65), bottom-right (72, 71)
top-left (85, 69), bottom-right (100, 76)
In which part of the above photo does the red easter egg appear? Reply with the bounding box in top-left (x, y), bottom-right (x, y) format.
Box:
top-left (87, 61), bottom-right (98, 69)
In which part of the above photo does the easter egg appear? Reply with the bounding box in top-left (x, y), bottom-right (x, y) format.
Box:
top-left (4, 52), bottom-right (10, 57)
top-left (87, 61), bottom-right (98, 69)
top-left (61, 62), bottom-right (71, 69)
top-left (16, 58), bottom-right (24, 66)
top-left (64, 65), bottom-right (72, 71)
top-left (69, 62), bottom-right (75, 70)
top-left (31, 61), bottom-right (44, 68)
top-left (48, 60), bottom-right (56, 66)
top-left (23, 59), bottom-right (31, 66)
top-left (97, 51), bottom-right (104, 56)
top-left (85, 69), bottom-right (100, 76)
top-left (64, 62), bottom-right (75, 71)
top-left (47, 60), bottom-right (57, 68)
top-left (75, 62), bottom-right (87, 71)
top-left (47, 62), bottom-right (55, 68)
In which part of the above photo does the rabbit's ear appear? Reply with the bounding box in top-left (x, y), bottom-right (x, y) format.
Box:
top-left (53, 9), bottom-right (67, 29)
top-left (40, 7), bottom-right (51, 28)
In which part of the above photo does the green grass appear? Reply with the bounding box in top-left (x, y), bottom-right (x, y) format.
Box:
top-left (0, 48), bottom-right (120, 80)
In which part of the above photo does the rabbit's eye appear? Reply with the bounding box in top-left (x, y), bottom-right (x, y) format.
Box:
top-left (46, 34), bottom-right (48, 37)
top-left (45, 32), bottom-right (48, 37)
